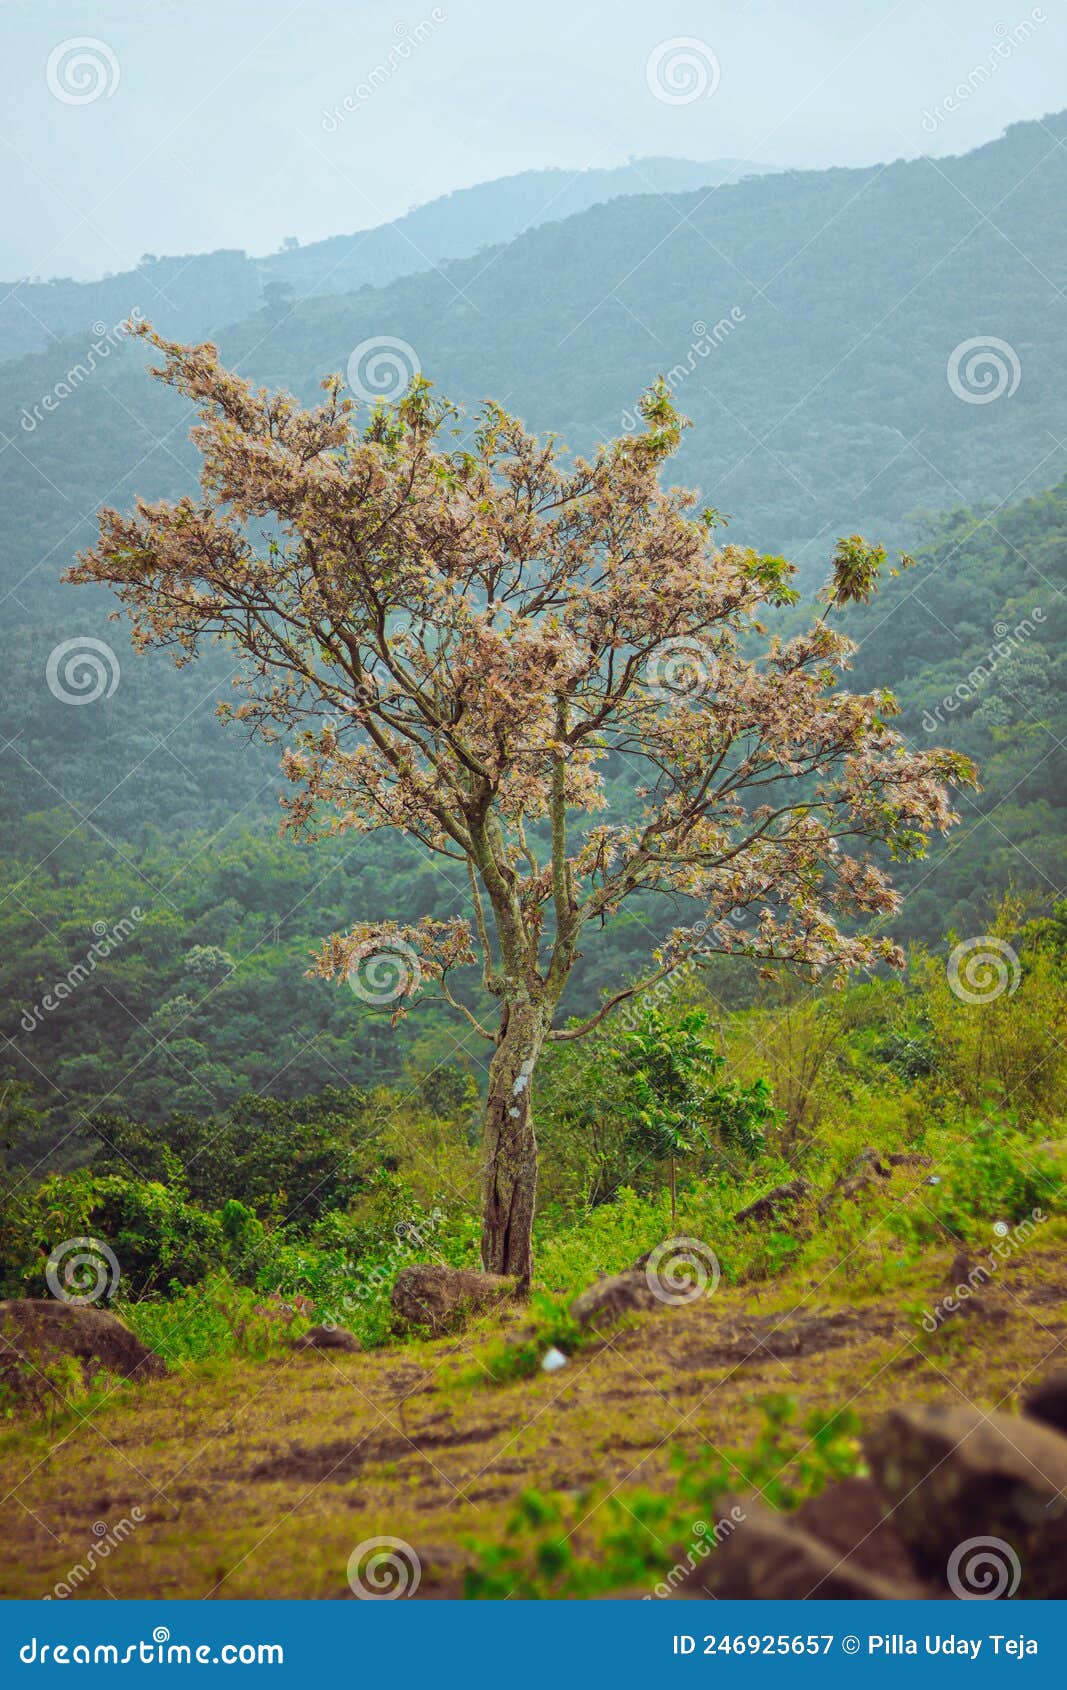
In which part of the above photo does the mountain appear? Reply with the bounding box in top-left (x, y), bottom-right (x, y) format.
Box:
top-left (2, 114), bottom-right (1066, 1119)
top-left (3, 472), bottom-right (1064, 1130)
top-left (0, 158), bottom-right (773, 363)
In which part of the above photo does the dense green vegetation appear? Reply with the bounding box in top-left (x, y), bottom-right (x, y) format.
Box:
top-left (3, 469), bottom-right (1063, 1134)
top-left (0, 158), bottom-right (769, 362)
top-left (3, 895), bottom-right (1064, 1380)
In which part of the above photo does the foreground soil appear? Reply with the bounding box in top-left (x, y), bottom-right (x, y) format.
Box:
top-left (2, 1244), bottom-right (1065, 1599)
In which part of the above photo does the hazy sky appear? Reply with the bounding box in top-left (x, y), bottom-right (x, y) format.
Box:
top-left (2, 0), bottom-right (1065, 278)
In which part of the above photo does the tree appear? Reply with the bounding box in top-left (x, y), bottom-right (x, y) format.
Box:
top-left (69, 324), bottom-right (975, 1284)
top-left (615, 1006), bottom-right (777, 1222)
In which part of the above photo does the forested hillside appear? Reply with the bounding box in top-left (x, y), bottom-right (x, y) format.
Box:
top-left (3, 473), bottom-right (1063, 1138)
top-left (2, 115), bottom-right (1066, 1135)
top-left (0, 157), bottom-right (769, 362)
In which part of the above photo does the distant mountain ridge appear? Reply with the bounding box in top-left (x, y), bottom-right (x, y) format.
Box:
top-left (0, 157), bottom-right (774, 363)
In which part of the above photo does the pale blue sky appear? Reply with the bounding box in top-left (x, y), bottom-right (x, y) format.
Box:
top-left (2, 0), bottom-right (1065, 278)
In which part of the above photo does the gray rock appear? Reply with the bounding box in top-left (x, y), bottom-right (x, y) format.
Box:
top-left (733, 1179), bottom-right (809, 1226)
top-left (864, 1402), bottom-right (1067, 1598)
top-left (1022, 1369), bottom-right (1067, 1438)
top-left (675, 1498), bottom-right (921, 1599)
top-left (569, 1270), bottom-right (660, 1329)
top-left (291, 1324), bottom-right (361, 1352)
top-left (391, 1264), bottom-right (516, 1337)
top-left (0, 1299), bottom-right (166, 1410)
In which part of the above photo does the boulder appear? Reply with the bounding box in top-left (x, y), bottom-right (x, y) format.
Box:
top-left (391, 1264), bottom-right (516, 1336)
top-left (1022, 1369), bottom-right (1067, 1438)
top-left (291, 1324), bottom-right (361, 1353)
top-left (817, 1148), bottom-right (892, 1215)
top-left (569, 1271), bottom-right (660, 1330)
top-left (675, 1498), bottom-right (921, 1599)
top-left (864, 1402), bottom-right (1067, 1598)
top-left (733, 1179), bottom-right (809, 1226)
top-left (793, 1476), bottom-right (919, 1585)
top-left (0, 1299), bottom-right (165, 1409)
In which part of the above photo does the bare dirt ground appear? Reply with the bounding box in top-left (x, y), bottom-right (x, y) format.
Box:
top-left (2, 1245), bottom-right (1065, 1599)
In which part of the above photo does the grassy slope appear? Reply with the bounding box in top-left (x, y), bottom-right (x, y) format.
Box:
top-left (2, 1232), bottom-right (1065, 1599)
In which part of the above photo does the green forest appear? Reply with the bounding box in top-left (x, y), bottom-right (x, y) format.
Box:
top-left (3, 81), bottom-right (1067, 1614)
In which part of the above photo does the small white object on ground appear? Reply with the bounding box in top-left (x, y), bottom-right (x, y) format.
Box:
top-left (541, 1346), bottom-right (568, 1372)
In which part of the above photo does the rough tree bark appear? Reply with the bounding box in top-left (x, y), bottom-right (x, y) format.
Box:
top-left (480, 998), bottom-right (549, 1285)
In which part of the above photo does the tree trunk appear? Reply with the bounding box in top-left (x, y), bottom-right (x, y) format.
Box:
top-left (481, 998), bottom-right (547, 1287)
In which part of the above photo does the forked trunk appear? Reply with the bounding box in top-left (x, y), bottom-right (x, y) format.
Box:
top-left (481, 999), bottom-right (547, 1287)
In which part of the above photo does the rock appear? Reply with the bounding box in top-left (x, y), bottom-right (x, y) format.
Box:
top-left (569, 1270), bottom-right (659, 1329)
top-left (817, 1148), bottom-right (892, 1215)
top-left (0, 1299), bottom-right (166, 1410)
top-left (887, 1151), bottom-right (934, 1170)
top-left (391, 1264), bottom-right (516, 1336)
top-left (846, 1147), bottom-right (892, 1179)
top-left (793, 1476), bottom-right (920, 1585)
top-left (1022, 1370), bottom-right (1067, 1437)
top-left (733, 1179), bottom-right (809, 1226)
top-left (864, 1402), bottom-right (1067, 1598)
top-left (675, 1498), bottom-right (921, 1599)
top-left (291, 1324), bottom-right (361, 1352)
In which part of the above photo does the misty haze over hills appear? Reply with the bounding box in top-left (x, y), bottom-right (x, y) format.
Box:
top-left (0, 157), bottom-right (775, 362)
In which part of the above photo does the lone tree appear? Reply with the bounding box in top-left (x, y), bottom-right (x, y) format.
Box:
top-left (70, 326), bottom-right (974, 1283)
